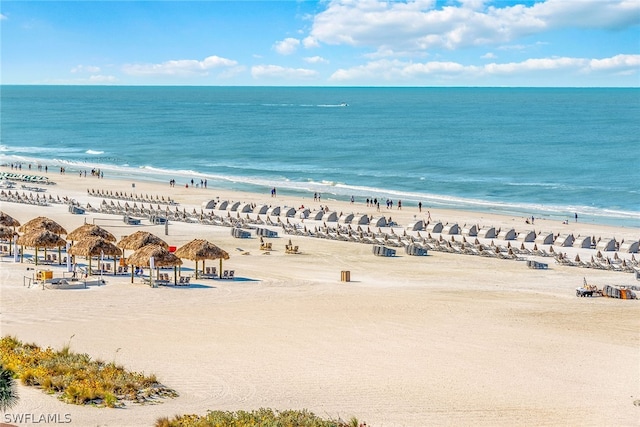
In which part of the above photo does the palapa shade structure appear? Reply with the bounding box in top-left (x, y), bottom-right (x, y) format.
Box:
top-left (125, 244), bottom-right (182, 285)
top-left (0, 211), bottom-right (20, 228)
top-left (18, 216), bottom-right (67, 235)
top-left (17, 229), bottom-right (66, 266)
top-left (118, 231), bottom-right (168, 252)
top-left (0, 225), bottom-right (17, 240)
top-left (68, 236), bottom-right (122, 275)
top-left (67, 224), bottom-right (116, 242)
top-left (174, 239), bottom-right (230, 279)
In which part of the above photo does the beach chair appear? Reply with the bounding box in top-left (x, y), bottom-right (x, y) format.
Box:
top-left (222, 270), bottom-right (229, 279)
top-left (179, 276), bottom-right (185, 284)
top-left (228, 270), bottom-right (235, 280)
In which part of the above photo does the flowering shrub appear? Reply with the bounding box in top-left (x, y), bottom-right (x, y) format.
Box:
top-left (0, 336), bottom-right (177, 407)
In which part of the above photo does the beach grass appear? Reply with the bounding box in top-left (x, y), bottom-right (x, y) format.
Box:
top-left (155, 409), bottom-right (363, 427)
top-left (0, 335), bottom-right (177, 407)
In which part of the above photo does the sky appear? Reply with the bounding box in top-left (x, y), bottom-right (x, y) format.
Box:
top-left (1, 0), bottom-right (639, 86)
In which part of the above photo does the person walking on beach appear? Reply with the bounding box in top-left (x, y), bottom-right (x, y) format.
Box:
top-left (575, 212), bottom-right (578, 222)
top-left (418, 201), bottom-right (422, 212)
top-left (398, 200), bottom-right (402, 210)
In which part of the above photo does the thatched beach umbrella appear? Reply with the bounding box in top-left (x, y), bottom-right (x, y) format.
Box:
top-left (17, 229), bottom-right (66, 266)
top-left (0, 211), bottom-right (20, 228)
top-left (67, 224), bottom-right (116, 243)
top-left (18, 216), bottom-right (67, 235)
top-left (69, 236), bottom-right (122, 275)
top-left (0, 225), bottom-right (17, 240)
top-left (118, 231), bottom-right (168, 251)
top-left (126, 244), bottom-right (182, 285)
top-left (174, 239), bottom-right (230, 279)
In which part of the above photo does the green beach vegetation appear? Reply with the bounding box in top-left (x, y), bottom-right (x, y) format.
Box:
top-left (155, 409), bottom-right (364, 427)
top-left (0, 335), bottom-right (177, 407)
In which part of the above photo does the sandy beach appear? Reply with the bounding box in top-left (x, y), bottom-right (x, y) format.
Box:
top-left (1, 166), bottom-right (639, 426)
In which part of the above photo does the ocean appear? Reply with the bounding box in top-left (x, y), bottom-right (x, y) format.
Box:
top-left (1, 86), bottom-right (639, 227)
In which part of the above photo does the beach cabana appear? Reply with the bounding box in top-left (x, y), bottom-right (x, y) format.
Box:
top-left (125, 244), bottom-right (182, 285)
top-left (371, 216), bottom-right (387, 227)
top-left (442, 223), bottom-right (460, 235)
top-left (175, 239), bottom-right (230, 279)
top-left (67, 224), bottom-right (116, 243)
top-left (201, 200), bottom-right (217, 210)
top-left (17, 229), bottom-right (66, 266)
top-left (338, 213), bottom-right (354, 224)
top-left (68, 236), bottom-right (122, 275)
top-left (518, 230), bottom-right (536, 242)
top-left (353, 214), bottom-right (369, 225)
top-left (406, 220), bottom-right (424, 231)
top-left (479, 227), bottom-right (496, 239)
top-left (555, 234), bottom-right (575, 247)
top-left (498, 228), bottom-right (517, 240)
top-left (254, 205), bottom-right (269, 215)
top-left (427, 222), bottom-right (443, 233)
top-left (282, 207), bottom-right (296, 218)
top-left (238, 203), bottom-right (253, 213)
top-left (574, 236), bottom-right (592, 249)
top-left (310, 210), bottom-right (324, 220)
top-left (535, 232), bottom-right (555, 245)
top-left (462, 224), bottom-right (478, 237)
top-left (297, 208), bottom-right (311, 219)
top-left (266, 206), bottom-right (281, 216)
top-left (216, 201), bottom-right (229, 211)
top-left (229, 201), bottom-right (241, 212)
top-left (619, 241), bottom-right (639, 253)
top-left (596, 238), bottom-right (617, 252)
top-left (322, 211), bottom-right (338, 222)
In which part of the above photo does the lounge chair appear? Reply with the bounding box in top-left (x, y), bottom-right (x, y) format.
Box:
top-left (228, 270), bottom-right (235, 280)
top-left (222, 270), bottom-right (229, 279)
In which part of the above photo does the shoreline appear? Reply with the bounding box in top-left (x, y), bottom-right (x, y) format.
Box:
top-left (1, 165), bottom-right (639, 426)
top-left (2, 158), bottom-right (639, 228)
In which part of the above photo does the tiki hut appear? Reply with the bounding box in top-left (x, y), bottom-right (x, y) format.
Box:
top-left (0, 225), bottom-right (17, 240)
top-left (68, 236), bottom-right (122, 275)
top-left (117, 231), bottom-right (168, 256)
top-left (0, 211), bottom-right (20, 228)
top-left (17, 229), bottom-right (66, 266)
top-left (18, 216), bottom-right (67, 235)
top-left (174, 239), bottom-right (230, 279)
top-left (67, 224), bottom-right (116, 242)
top-left (125, 244), bottom-right (182, 285)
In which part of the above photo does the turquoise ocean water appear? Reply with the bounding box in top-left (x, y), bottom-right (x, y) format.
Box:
top-left (1, 86), bottom-right (639, 227)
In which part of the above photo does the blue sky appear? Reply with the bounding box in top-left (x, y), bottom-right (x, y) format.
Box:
top-left (1, 0), bottom-right (639, 86)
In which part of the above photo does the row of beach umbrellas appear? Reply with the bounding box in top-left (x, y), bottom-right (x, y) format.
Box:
top-left (0, 212), bottom-right (230, 282)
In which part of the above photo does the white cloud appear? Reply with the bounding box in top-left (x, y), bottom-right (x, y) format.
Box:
top-left (273, 38), bottom-right (300, 55)
top-left (309, 0), bottom-right (640, 55)
top-left (122, 55), bottom-right (238, 76)
top-left (71, 65), bottom-right (101, 74)
top-left (0, 13), bottom-right (7, 20)
top-left (88, 75), bottom-right (118, 83)
top-left (304, 56), bottom-right (329, 64)
top-left (329, 54), bottom-right (640, 82)
top-left (251, 65), bottom-right (318, 80)
top-left (481, 52), bottom-right (496, 59)
top-left (589, 54), bottom-right (640, 71)
top-left (302, 36), bottom-right (320, 49)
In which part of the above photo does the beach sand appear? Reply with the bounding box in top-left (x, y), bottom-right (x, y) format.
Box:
top-left (1, 167), bottom-right (639, 426)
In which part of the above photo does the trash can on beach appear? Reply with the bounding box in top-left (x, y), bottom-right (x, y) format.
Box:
top-left (341, 270), bottom-right (350, 282)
